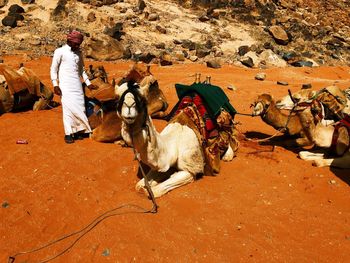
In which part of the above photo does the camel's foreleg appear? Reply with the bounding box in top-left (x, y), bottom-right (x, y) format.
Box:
top-left (150, 171), bottom-right (194, 198)
top-left (299, 151), bottom-right (325, 161)
top-left (222, 145), bottom-right (234, 161)
top-left (314, 152), bottom-right (350, 169)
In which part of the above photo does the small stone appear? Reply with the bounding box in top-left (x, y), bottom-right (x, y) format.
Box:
top-left (302, 83), bottom-right (312, 89)
top-left (148, 13), bottom-right (159, 21)
top-left (102, 248), bottom-right (110, 257)
top-left (206, 59), bottom-right (221, 69)
top-left (2, 201), bottom-right (9, 208)
top-left (189, 55), bottom-right (198, 62)
top-left (227, 85), bottom-right (236, 91)
top-left (329, 179), bottom-right (336, 184)
top-left (277, 81), bottom-right (288, 86)
top-left (255, 72), bottom-right (266, 81)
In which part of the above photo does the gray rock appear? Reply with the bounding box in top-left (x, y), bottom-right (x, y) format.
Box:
top-left (240, 57), bottom-right (254, 68)
top-left (238, 45), bottom-right (249, 56)
top-left (9, 4), bottom-right (24, 13)
top-left (137, 0), bottom-right (146, 12)
top-left (2, 15), bottom-right (17, 27)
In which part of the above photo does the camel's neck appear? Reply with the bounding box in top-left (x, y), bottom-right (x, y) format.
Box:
top-left (297, 108), bottom-right (333, 147)
top-left (121, 117), bottom-right (171, 172)
top-left (262, 101), bottom-right (292, 129)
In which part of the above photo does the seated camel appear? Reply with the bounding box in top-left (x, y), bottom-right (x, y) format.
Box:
top-left (116, 80), bottom-right (238, 198)
top-left (277, 85), bottom-right (350, 122)
top-left (293, 99), bottom-right (350, 169)
top-left (88, 63), bottom-right (168, 143)
top-left (251, 93), bottom-right (311, 146)
top-left (0, 64), bottom-right (54, 115)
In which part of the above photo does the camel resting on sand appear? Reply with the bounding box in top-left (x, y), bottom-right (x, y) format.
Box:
top-left (251, 93), bottom-right (311, 146)
top-left (294, 100), bottom-right (350, 169)
top-left (117, 81), bottom-right (237, 198)
top-left (88, 63), bottom-right (168, 143)
top-left (277, 85), bottom-right (350, 121)
top-left (0, 64), bottom-right (54, 115)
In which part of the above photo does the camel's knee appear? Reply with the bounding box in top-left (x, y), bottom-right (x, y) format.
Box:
top-left (135, 178), bottom-right (158, 192)
top-left (299, 151), bottom-right (324, 161)
top-left (295, 137), bottom-right (313, 147)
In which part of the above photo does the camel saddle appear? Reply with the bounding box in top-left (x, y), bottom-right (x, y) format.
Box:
top-left (317, 85), bottom-right (348, 120)
top-left (174, 82), bottom-right (236, 118)
top-left (0, 64), bottom-right (34, 95)
top-left (169, 83), bottom-right (238, 175)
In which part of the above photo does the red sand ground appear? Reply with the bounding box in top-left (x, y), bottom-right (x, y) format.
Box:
top-left (0, 55), bottom-right (349, 262)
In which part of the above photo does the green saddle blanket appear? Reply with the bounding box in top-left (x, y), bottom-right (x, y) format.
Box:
top-left (175, 82), bottom-right (236, 119)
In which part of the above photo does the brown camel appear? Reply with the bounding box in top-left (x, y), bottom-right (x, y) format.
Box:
top-left (295, 100), bottom-right (350, 168)
top-left (251, 93), bottom-right (311, 146)
top-left (90, 63), bottom-right (168, 143)
top-left (0, 64), bottom-right (54, 115)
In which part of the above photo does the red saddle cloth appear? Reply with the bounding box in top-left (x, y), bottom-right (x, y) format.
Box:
top-left (175, 94), bottom-right (217, 139)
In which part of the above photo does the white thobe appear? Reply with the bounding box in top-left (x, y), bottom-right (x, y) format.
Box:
top-left (50, 44), bottom-right (92, 135)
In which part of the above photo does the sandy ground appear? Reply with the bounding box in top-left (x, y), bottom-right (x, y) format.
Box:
top-left (0, 55), bottom-right (349, 262)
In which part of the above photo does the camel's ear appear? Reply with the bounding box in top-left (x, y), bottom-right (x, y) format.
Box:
top-left (309, 90), bottom-right (317, 98)
top-left (115, 83), bottom-right (128, 98)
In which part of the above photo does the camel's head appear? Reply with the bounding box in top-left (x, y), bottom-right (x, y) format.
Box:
top-left (276, 89), bottom-right (317, 110)
top-left (251, 94), bottom-right (273, 116)
top-left (115, 64), bottom-right (168, 117)
top-left (117, 63), bottom-right (151, 86)
top-left (117, 81), bottom-right (148, 125)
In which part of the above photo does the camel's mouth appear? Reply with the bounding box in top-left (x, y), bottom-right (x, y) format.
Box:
top-left (123, 116), bottom-right (136, 124)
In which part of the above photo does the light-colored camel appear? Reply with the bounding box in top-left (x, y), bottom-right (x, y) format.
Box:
top-left (251, 93), bottom-right (311, 146)
top-left (116, 81), bottom-right (235, 198)
top-left (294, 101), bottom-right (350, 168)
top-left (88, 63), bottom-right (168, 143)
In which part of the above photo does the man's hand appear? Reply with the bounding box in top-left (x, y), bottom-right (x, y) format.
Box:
top-left (87, 84), bottom-right (98, 90)
top-left (54, 86), bottom-right (62, 96)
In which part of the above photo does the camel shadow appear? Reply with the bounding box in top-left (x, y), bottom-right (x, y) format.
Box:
top-left (244, 132), bottom-right (350, 186)
top-left (243, 131), bottom-right (304, 154)
top-left (329, 167), bottom-right (350, 185)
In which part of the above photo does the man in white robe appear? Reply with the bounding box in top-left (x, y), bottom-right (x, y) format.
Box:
top-left (50, 30), bottom-right (95, 143)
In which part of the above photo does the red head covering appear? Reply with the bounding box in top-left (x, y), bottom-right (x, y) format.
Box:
top-left (67, 30), bottom-right (84, 44)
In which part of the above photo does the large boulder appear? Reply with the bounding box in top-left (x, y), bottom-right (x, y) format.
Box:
top-left (84, 34), bottom-right (125, 61)
top-left (268, 25), bottom-right (289, 45)
top-left (2, 15), bottom-right (17, 27)
top-left (259, 49), bottom-right (287, 67)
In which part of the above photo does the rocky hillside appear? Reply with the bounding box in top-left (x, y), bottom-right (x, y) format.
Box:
top-left (0, 0), bottom-right (350, 68)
